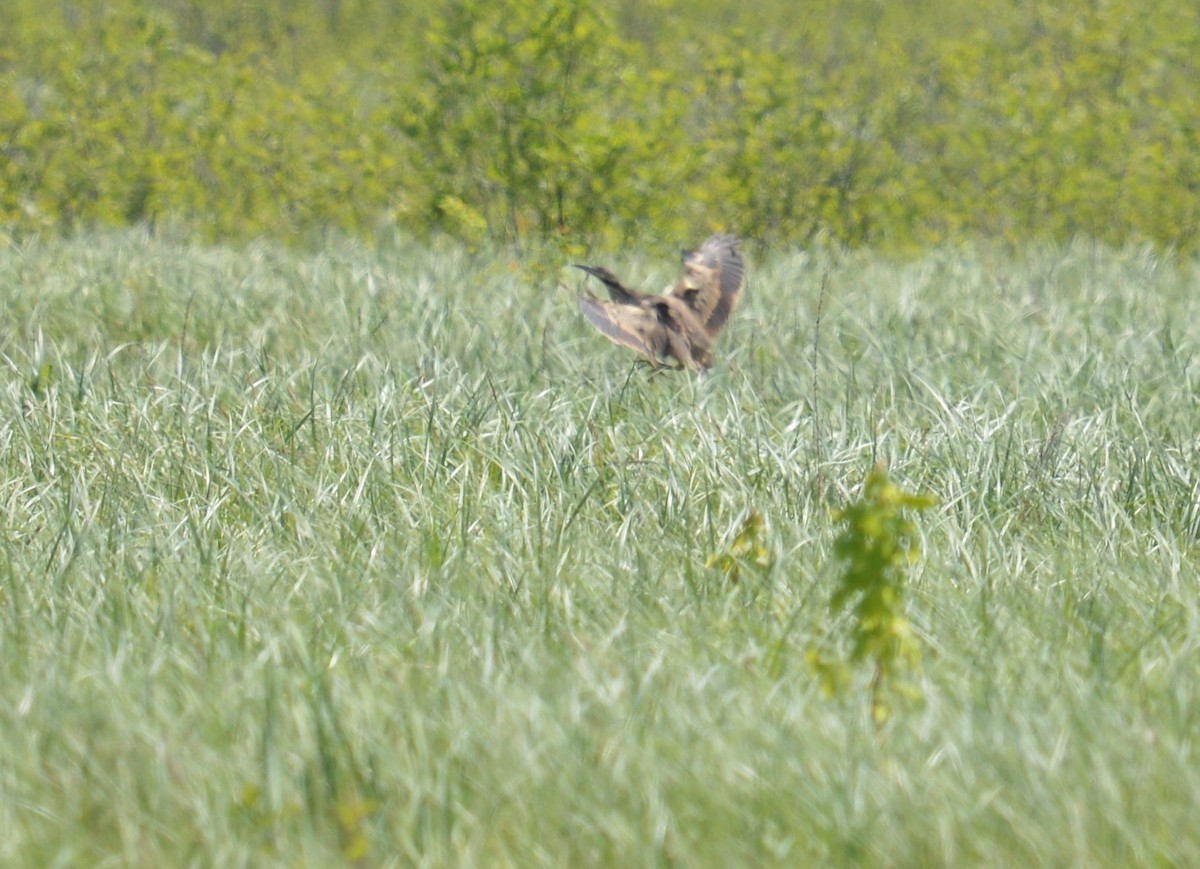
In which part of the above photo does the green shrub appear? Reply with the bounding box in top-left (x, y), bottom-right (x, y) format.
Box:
top-left (1, 0), bottom-right (1198, 250)
top-left (810, 466), bottom-right (938, 724)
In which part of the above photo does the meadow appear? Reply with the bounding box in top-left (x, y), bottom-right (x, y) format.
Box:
top-left (2, 230), bottom-right (1198, 865)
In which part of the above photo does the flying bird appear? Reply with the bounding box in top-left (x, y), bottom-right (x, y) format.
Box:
top-left (574, 234), bottom-right (746, 371)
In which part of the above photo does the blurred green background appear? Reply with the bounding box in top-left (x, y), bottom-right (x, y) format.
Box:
top-left (2, 0), bottom-right (1198, 252)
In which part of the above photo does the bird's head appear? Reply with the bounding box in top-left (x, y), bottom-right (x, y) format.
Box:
top-left (572, 264), bottom-right (620, 283)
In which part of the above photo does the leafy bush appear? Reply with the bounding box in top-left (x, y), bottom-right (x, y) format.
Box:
top-left (2, 0), bottom-right (1198, 250)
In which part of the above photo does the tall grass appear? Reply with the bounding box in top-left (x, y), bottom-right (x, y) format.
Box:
top-left (1, 230), bottom-right (1198, 865)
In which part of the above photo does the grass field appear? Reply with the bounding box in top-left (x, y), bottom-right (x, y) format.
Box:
top-left (2, 230), bottom-right (1198, 866)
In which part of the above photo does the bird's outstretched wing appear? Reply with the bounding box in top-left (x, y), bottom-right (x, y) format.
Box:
top-left (576, 296), bottom-right (663, 363)
top-left (670, 234), bottom-right (745, 337)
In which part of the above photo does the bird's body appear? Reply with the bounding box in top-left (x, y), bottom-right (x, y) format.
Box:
top-left (574, 234), bottom-right (745, 371)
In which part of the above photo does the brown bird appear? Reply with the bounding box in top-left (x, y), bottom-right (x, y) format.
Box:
top-left (574, 234), bottom-right (746, 371)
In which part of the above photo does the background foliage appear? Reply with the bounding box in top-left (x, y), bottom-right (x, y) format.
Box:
top-left (3, 0), bottom-right (1199, 251)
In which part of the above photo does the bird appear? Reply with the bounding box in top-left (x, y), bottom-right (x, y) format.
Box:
top-left (573, 234), bottom-right (746, 371)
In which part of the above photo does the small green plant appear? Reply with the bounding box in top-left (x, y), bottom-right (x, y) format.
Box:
top-left (28, 361), bottom-right (55, 398)
top-left (706, 508), bottom-right (772, 582)
top-left (810, 465), bottom-right (938, 724)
